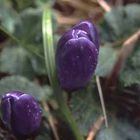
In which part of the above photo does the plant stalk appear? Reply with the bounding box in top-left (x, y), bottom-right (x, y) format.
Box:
top-left (56, 89), bottom-right (84, 140)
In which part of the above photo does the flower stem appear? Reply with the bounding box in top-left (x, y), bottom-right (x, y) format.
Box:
top-left (54, 87), bottom-right (84, 140)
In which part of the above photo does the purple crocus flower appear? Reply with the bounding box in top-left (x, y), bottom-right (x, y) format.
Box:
top-left (56, 21), bottom-right (99, 91)
top-left (1, 91), bottom-right (42, 136)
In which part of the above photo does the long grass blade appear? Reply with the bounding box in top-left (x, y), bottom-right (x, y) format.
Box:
top-left (42, 7), bottom-right (56, 87)
top-left (96, 76), bottom-right (108, 127)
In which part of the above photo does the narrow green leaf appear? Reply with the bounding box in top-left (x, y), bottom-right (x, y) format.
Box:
top-left (42, 6), bottom-right (56, 87)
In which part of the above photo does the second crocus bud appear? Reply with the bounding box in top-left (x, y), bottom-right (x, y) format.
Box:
top-left (1, 91), bottom-right (42, 137)
top-left (56, 21), bottom-right (99, 91)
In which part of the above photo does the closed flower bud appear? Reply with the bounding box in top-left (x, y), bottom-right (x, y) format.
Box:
top-left (56, 21), bottom-right (99, 91)
top-left (1, 91), bottom-right (42, 137)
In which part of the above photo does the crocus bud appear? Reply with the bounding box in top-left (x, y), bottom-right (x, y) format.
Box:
top-left (56, 21), bottom-right (99, 91)
top-left (1, 91), bottom-right (42, 137)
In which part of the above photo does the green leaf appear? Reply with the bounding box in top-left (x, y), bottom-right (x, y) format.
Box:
top-left (116, 120), bottom-right (140, 140)
top-left (31, 54), bottom-right (47, 75)
top-left (70, 88), bottom-right (102, 135)
top-left (95, 45), bottom-right (117, 77)
top-left (0, 76), bottom-right (52, 101)
top-left (101, 4), bottom-right (140, 42)
top-left (96, 120), bottom-right (140, 140)
top-left (42, 6), bottom-right (57, 87)
top-left (0, 44), bottom-right (46, 76)
top-left (95, 128), bottom-right (121, 140)
top-left (14, 8), bottom-right (42, 45)
top-left (0, 46), bottom-right (34, 78)
top-left (120, 41), bottom-right (140, 86)
top-left (0, 0), bottom-right (19, 33)
top-left (125, 4), bottom-right (140, 28)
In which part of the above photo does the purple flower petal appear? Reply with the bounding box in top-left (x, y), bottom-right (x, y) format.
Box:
top-left (56, 37), bottom-right (98, 91)
top-left (73, 21), bottom-right (99, 51)
top-left (56, 20), bottom-right (99, 91)
top-left (1, 91), bottom-right (42, 136)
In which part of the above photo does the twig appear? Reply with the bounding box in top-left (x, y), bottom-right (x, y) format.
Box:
top-left (56, 12), bottom-right (81, 25)
top-left (105, 29), bottom-right (140, 89)
top-left (86, 116), bottom-right (105, 140)
top-left (97, 0), bottom-right (111, 12)
top-left (60, 0), bottom-right (100, 13)
top-left (42, 101), bottom-right (60, 140)
top-left (61, 0), bottom-right (91, 12)
top-left (96, 76), bottom-right (108, 127)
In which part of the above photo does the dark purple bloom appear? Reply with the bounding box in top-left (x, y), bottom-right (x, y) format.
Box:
top-left (1, 91), bottom-right (42, 136)
top-left (56, 21), bottom-right (99, 91)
